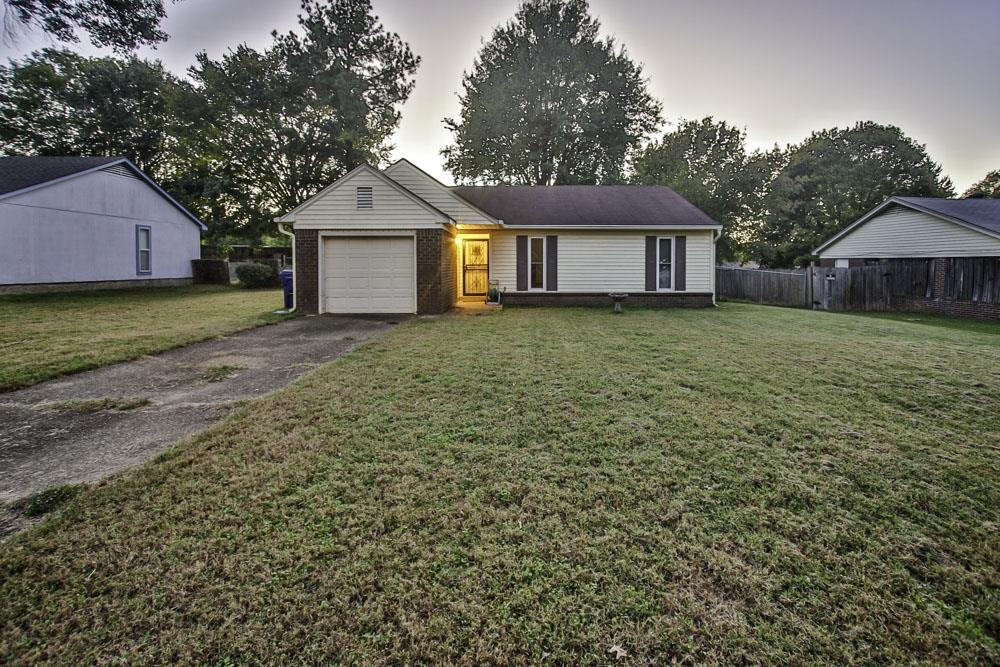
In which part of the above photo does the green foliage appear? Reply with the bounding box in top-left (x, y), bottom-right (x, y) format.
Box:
top-left (962, 170), bottom-right (1000, 198)
top-left (184, 0), bottom-right (420, 240)
top-left (754, 122), bottom-right (954, 267)
top-left (18, 484), bottom-right (83, 517)
top-left (0, 48), bottom-right (181, 176)
top-left (235, 262), bottom-right (276, 289)
top-left (0, 1), bottom-right (419, 245)
top-left (443, 0), bottom-right (661, 185)
top-left (633, 117), bottom-right (780, 262)
top-left (2, 0), bottom-right (171, 52)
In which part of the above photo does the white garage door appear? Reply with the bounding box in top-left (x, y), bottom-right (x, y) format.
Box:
top-left (322, 236), bottom-right (415, 314)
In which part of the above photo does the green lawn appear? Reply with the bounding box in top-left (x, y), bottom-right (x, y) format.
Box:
top-left (1, 305), bottom-right (997, 664)
top-left (0, 286), bottom-right (287, 391)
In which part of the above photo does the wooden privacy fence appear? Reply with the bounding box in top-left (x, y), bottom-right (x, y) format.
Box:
top-left (716, 260), bottom-right (939, 311)
top-left (715, 267), bottom-right (808, 307)
top-left (944, 257), bottom-right (1000, 304)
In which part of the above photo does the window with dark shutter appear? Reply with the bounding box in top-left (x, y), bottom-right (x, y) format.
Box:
top-left (356, 186), bottom-right (373, 209)
top-left (658, 238), bottom-right (673, 289)
top-left (529, 237), bottom-right (545, 289)
top-left (516, 236), bottom-right (528, 291)
top-left (545, 235), bottom-right (558, 291)
top-left (645, 236), bottom-right (657, 291)
top-left (674, 236), bottom-right (687, 291)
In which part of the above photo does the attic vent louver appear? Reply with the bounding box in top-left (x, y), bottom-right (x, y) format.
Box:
top-left (356, 186), bottom-right (373, 209)
top-left (101, 163), bottom-right (140, 180)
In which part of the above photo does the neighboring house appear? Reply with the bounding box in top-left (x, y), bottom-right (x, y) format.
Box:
top-left (276, 159), bottom-right (722, 314)
top-left (814, 197), bottom-right (1000, 318)
top-left (0, 156), bottom-right (206, 293)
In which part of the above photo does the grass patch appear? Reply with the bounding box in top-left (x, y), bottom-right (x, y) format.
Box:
top-left (0, 285), bottom-right (288, 391)
top-left (13, 484), bottom-right (85, 518)
top-left (847, 310), bottom-right (1000, 336)
top-left (0, 304), bottom-right (997, 664)
top-left (198, 364), bottom-right (244, 383)
top-left (40, 397), bottom-right (151, 413)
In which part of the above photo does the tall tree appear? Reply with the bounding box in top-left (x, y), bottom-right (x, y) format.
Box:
top-left (443, 0), bottom-right (661, 185)
top-left (188, 0), bottom-right (419, 240)
top-left (633, 117), bottom-right (777, 262)
top-left (755, 121), bottom-right (954, 267)
top-left (2, 0), bottom-right (175, 52)
top-left (0, 48), bottom-right (180, 175)
top-left (963, 170), bottom-right (1000, 198)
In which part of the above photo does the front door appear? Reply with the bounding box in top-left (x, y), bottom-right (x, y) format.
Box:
top-left (462, 239), bottom-right (489, 296)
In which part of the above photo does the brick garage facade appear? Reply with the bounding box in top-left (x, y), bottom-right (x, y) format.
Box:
top-left (293, 229), bottom-right (319, 313)
top-left (294, 228), bottom-right (455, 315)
top-left (895, 258), bottom-right (1000, 320)
top-left (440, 230), bottom-right (457, 311)
top-left (415, 228), bottom-right (456, 314)
top-left (502, 291), bottom-right (714, 308)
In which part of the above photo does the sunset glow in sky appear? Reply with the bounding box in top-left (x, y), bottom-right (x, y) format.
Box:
top-left (2, 0), bottom-right (997, 191)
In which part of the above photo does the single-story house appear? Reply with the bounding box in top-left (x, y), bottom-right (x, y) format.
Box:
top-left (813, 196), bottom-right (1000, 318)
top-left (276, 159), bottom-right (722, 314)
top-left (0, 156), bottom-right (206, 293)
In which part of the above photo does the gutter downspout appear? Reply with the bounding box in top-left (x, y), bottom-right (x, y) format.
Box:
top-left (277, 221), bottom-right (296, 312)
top-left (711, 229), bottom-right (721, 307)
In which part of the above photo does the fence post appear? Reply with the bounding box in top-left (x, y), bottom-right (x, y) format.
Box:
top-left (807, 262), bottom-right (815, 309)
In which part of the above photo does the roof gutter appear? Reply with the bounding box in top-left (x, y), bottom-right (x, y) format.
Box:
top-left (496, 224), bottom-right (723, 231)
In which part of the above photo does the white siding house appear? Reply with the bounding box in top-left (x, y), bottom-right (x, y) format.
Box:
top-left (277, 160), bottom-right (722, 315)
top-left (0, 157), bottom-right (205, 292)
top-left (815, 198), bottom-right (1000, 260)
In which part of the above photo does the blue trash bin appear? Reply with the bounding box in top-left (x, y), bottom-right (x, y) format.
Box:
top-left (279, 268), bottom-right (294, 309)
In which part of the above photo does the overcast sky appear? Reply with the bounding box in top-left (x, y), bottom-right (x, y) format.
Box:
top-left (2, 0), bottom-right (998, 191)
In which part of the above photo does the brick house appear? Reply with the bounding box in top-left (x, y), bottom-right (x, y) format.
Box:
top-left (276, 159), bottom-right (722, 315)
top-left (814, 197), bottom-right (1000, 318)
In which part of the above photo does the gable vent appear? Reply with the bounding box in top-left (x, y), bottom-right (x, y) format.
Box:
top-left (101, 163), bottom-right (140, 180)
top-left (356, 186), bottom-right (373, 209)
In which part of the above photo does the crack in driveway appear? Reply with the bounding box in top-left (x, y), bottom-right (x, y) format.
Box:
top-left (0, 315), bottom-right (399, 506)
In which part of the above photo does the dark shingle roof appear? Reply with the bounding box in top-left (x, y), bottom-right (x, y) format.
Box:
top-left (450, 185), bottom-right (721, 228)
top-left (0, 156), bottom-right (123, 196)
top-left (896, 197), bottom-right (1000, 236)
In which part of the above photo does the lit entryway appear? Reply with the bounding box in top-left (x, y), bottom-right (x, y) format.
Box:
top-left (322, 236), bottom-right (415, 313)
top-left (462, 238), bottom-right (489, 296)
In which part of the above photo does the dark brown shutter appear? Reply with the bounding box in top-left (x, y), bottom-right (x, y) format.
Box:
top-left (674, 235), bottom-right (686, 291)
top-left (516, 235), bottom-right (528, 291)
top-left (546, 235), bottom-right (557, 291)
top-left (645, 236), bottom-right (657, 291)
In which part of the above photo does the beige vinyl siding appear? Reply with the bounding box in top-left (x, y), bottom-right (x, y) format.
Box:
top-left (821, 205), bottom-right (1000, 258)
top-left (684, 231), bottom-right (713, 290)
top-left (383, 161), bottom-right (497, 226)
top-left (292, 169), bottom-right (446, 230)
top-left (490, 229), bottom-right (714, 293)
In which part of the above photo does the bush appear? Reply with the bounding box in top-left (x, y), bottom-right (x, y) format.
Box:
top-left (235, 262), bottom-right (276, 288)
top-left (191, 259), bottom-right (231, 284)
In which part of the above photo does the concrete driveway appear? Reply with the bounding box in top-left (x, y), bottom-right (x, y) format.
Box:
top-left (0, 315), bottom-right (399, 511)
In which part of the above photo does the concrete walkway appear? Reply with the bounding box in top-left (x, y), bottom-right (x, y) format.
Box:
top-left (0, 315), bottom-right (399, 509)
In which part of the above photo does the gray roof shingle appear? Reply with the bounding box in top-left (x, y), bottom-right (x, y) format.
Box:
top-left (896, 197), bottom-right (1000, 236)
top-left (450, 185), bottom-right (721, 228)
top-left (0, 156), bottom-right (123, 196)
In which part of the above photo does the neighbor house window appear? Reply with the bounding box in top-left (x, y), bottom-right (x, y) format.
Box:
top-left (136, 225), bottom-right (151, 274)
top-left (356, 186), bottom-right (373, 208)
top-left (657, 237), bottom-right (673, 290)
top-left (529, 237), bottom-right (545, 289)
